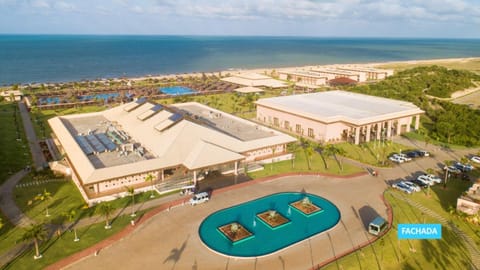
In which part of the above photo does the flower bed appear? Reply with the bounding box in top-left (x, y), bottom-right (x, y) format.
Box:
top-left (218, 222), bottom-right (253, 244)
top-left (256, 210), bottom-right (290, 229)
top-left (290, 197), bottom-right (323, 216)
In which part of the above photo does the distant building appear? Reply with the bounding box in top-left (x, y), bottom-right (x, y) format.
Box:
top-left (222, 73), bottom-right (286, 88)
top-left (234, 86), bottom-right (265, 94)
top-left (335, 66), bottom-right (394, 80)
top-left (310, 68), bottom-right (366, 82)
top-left (49, 99), bottom-right (295, 204)
top-left (278, 71), bottom-right (328, 88)
top-left (256, 90), bottom-right (424, 144)
top-left (1, 90), bottom-right (22, 101)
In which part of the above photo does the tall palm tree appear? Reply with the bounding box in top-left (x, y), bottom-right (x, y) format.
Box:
top-left (34, 189), bottom-right (52, 217)
top-left (304, 142), bottom-right (314, 170)
top-left (145, 173), bottom-right (155, 198)
top-left (62, 209), bottom-right (79, 242)
top-left (325, 144), bottom-right (346, 172)
top-left (96, 203), bottom-right (114, 229)
top-left (125, 186), bottom-right (136, 217)
top-left (21, 223), bottom-right (47, 259)
top-left (287, 142), bottom-right (299, 169)
top-left (315, 142), bottom-right (329, 170)
top-left (270, 146), bottom-right (277, 172)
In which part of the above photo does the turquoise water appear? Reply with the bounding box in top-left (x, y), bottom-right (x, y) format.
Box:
top-left (39, 93), bottom-right (119, 104)
top-left (159, 86), bottom-right (195, 95)
top-left (1, 35), bottom-right (480, 85)
top-left (199, 192), bottom-right (341, 257)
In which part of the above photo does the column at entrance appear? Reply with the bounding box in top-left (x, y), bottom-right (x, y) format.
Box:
top-left (366, 125), bottom-right (371, 142)
top-left (354, 127), bottom-right (360, 145)
top-left (386, 120), bottom-right (392, 138)
top-left (376, 123), bottom-right (381, 140)
top-left (415, 115), bottom-right (420, 130)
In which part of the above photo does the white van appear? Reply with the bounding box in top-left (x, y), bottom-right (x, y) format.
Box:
top-left (189, 192), bottom-right (210, 206)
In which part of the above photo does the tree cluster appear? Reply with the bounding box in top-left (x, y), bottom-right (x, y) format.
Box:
top-left (344, 65), bottom-right (480, 146)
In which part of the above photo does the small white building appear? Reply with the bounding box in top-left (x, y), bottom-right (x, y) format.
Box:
top-left (222, 73), bottom-right (286, 88)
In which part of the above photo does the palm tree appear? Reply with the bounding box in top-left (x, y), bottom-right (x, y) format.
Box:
top-left (315, 142), bottom-right (329, 170)
top-left (270, 146), bottom-right (277, 172)
top-left (34, 189), bottom-right (52, 217)
top-left (325, 144), bottom-right (346, 172)
top-left (62, 210), bottom-right (79, 242)
top-left (425, 168), bottom-right (435, 197)
top-left (287, 142), bottom-right (299, 169)
top-left (145, 173), bottom-right (155, 198)
top-left (21, 223), bottom-right (47, 259)
top-left (304, 141), bottom-right (314, 170)
top-left (125, 186), bottom-right (136, 217)
top-left (96, 202), bottom-right (114, 229)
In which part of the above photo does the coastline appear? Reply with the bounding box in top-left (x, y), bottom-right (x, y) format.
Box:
top-left (4, 56), bottom-right (480, 88)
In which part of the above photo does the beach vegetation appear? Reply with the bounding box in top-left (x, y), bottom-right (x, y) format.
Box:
top-left (345, 65), bottom-right (480, 146)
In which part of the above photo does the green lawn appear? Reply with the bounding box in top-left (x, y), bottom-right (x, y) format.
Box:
top-left (324, 191), bottom-right (471, 270)
top-left (0, 102), bottom-right (31, 185)
top-left (3, 211), bottom-right (144, 270)
top-left (249, 148), bottom-right (363, 179)
top-left (336, 140), bottom-right (413, 167)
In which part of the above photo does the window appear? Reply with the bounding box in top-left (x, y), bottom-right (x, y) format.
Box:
top-left (284, 121), bottom-right (290, 130)
top-left (273, 117), bottom-right (279, 127)
top-left (308, 128), bottom-right (314, 138)
top-left (296, 124), bottom-right (302, 134)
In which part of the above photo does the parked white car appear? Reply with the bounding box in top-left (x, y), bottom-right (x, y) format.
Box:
top-left (421, 174), bottom-right (442, 184)
top-left (189, 192), bottom-right (210, 206)
top-left (392, 182), bottom-right (413, 194)
top-left (417, 175), bottom-right (435, 186)
top-left (471, 156), bottom-right (480, 164)
top-left (397, 153), bottom-right (412, 162)
top-left (401, 181), bottom-right (421, 192)
top-left (389, 156), bottom-right (404, 163)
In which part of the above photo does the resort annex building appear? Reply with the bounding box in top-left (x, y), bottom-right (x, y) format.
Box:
top-left (48, 99), bottom-right (295, 204)
top-left (255, 90), bottom-right (424, 144)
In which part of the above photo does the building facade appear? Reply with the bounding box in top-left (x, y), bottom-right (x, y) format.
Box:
top-left (256, 91), bottom-right (424, 145)
top-left (49, 100), bottom-right (295, 204)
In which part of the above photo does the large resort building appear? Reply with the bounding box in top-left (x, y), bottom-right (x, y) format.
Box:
top-left (277, 66), bottom-right (393, 88)
top-left (49, 99), bottom-right (295, 204)
top-left (256, 90), bottom-right (424, 144)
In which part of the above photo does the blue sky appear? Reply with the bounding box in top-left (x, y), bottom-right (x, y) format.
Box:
top-left (0, 0), bottom-right (479, 37)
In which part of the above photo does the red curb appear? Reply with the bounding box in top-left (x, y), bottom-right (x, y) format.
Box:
top-left (46, 171), bottom-right (368, 270)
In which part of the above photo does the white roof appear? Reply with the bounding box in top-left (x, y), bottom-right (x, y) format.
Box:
top-left (256, 90), bottom-right (424, 125)
top-left (234, 86), bottom-right (265, 93)
top-left (49, 101), bottom-right (295, 184)
top-left (222, 74), bottom-right (286, 88)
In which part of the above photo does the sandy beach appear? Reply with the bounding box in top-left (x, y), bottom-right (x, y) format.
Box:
top-left (122, 57), bottom-right (480, 84)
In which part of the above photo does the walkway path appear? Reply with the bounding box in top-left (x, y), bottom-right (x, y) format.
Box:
top-left (0, 170), bottom-right (33, 227)
top-left (18, 101), bottom-right (46, 170)
top-left (389, 191), bottom-right (480, 270)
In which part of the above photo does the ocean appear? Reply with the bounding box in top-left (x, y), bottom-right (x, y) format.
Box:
top-left (1, 35), bottom-right (480, 85)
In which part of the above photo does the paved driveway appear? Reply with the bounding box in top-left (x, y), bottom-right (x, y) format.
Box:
top-left (66, 140), bottom-right (478, 270)
top-left (67, 174), bottom-right (388, 270)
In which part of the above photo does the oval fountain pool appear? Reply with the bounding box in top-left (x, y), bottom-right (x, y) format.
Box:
top-left (199, 192), bottom-right (341, 257)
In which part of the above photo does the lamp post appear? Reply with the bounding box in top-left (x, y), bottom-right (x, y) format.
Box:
top-left (443, 169), bottom-right (449, 189)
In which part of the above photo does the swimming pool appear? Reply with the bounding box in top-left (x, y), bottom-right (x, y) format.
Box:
top-left (199, 192), bottom-right (341, 257)
top-left (159, 86), bottom-right (195, 95)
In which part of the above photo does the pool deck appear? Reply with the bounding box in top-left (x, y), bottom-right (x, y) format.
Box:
top-left (64, 173), bottom-right (388, 270)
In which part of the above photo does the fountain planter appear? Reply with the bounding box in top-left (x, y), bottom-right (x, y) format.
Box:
top-left (218, 222), bottom-right (254, 245)
top-left (256, 210), bottom-right (291, 229)
top-left (290, 198), bottom-right (323, 217)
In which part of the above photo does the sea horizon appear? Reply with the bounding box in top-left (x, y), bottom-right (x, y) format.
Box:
top-left (1, 35), bottom-right (480, 86)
